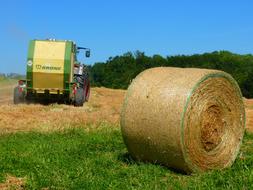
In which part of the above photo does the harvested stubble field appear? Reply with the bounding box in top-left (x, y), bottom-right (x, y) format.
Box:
top-left (1, 79), bottom-right (253, 134)
top-left (0, 80), bottom-right (125, 134)
top-left (0, 79), bottom-right (253, 189)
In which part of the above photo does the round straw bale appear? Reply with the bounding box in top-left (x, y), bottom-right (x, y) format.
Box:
top-left (121, 67), bottom-right (245, 173)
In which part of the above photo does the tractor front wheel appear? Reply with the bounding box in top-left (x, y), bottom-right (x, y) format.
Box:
top-left (13, 86), bottom-right (25, 104)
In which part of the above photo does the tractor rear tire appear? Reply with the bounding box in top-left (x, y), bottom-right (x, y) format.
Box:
top-left (74, 88), bottom-right (84, 107)
top-left (84, 81), bottom-right (90, 102)
top-left (14, 86), bottom-right (25, 104)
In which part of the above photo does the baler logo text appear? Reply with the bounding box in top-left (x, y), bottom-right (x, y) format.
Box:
top-left (35, 65), bottom-right (61, 71)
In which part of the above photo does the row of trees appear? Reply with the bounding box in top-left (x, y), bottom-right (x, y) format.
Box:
top-left (88, 51), bottom-right (253, 98)
top-left (0, 73), bottom-right (25, 80)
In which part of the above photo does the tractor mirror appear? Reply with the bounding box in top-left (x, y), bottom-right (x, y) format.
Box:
top-left (85, 50), bottom-right (90, 58)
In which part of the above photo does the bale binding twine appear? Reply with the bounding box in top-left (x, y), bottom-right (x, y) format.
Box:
top-left (121, 67), bottom-right (245, 173)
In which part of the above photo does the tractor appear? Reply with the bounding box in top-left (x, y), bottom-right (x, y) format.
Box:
top-left (14, 39), bottom-right (90, 106)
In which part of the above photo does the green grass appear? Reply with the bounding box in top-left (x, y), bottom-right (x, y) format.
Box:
top-left (0, 124), bottom-right (253, 189)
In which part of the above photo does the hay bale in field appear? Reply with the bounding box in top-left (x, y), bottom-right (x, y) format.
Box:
top-left (121, 67), bottom-right (245, 173)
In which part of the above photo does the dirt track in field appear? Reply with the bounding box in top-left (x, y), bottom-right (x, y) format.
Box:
top-left (0, 82), bottom-right (16, 105)
top-left (0, 80), bottom-right (253, 134)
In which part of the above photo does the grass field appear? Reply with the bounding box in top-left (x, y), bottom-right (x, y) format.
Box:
top-left (0, 124), bottom-right (253, 189)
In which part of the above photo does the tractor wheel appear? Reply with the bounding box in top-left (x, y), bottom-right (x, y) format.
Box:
top-left (74, 88), bottom-right (84, 107)
top-left (13, 86), bottom-right (25, 104)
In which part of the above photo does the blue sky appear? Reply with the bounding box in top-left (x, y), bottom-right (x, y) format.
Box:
top-left (0, 0), bottom-right (252, 74)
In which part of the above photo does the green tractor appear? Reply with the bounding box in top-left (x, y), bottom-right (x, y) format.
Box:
top-left (14, 39), bottom-right (91, 106)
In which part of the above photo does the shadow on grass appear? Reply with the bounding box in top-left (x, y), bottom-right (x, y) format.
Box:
top-left (118, 152), bottom-right (136, 164)
top-left (118, 152), bottom-right (187, 175)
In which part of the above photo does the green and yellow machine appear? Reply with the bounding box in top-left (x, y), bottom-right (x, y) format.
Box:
top-left (14, 39), bottom-right (91, 106)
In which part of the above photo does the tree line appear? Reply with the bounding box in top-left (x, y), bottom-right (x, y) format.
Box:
top-left (88, 51), bottom-right (253, 98)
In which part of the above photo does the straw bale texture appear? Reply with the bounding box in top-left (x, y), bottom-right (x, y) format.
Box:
top-left (121, 67), bottom-right (245, 173)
